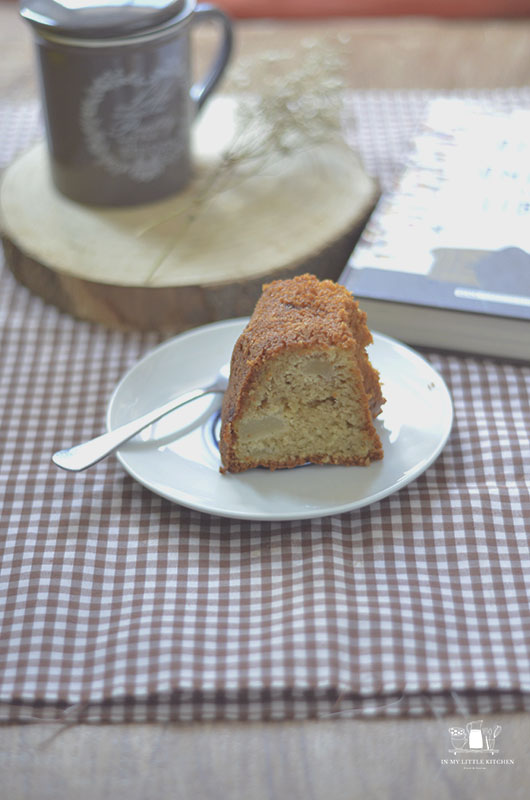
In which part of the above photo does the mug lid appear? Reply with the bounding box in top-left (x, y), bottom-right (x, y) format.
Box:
top-left (20, 0), bottom-right (187, 39)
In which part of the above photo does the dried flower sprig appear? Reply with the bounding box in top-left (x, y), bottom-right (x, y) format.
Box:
top-left (227, 41), bottom-right (348, 162)
top-left (140, 43), bottom-right (352, 283)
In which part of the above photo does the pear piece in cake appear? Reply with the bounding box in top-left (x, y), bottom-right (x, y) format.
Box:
top-left (220, 274), bottom-right (385, 473)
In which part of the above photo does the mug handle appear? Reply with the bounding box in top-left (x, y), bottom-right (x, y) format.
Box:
top-left (190, 4), bottom-right (233, 112)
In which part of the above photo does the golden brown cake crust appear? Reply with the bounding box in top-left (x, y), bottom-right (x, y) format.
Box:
top-left (233, 272), bottom-right (373, 359)
top-left (220, 274), bottom-right (385, 473)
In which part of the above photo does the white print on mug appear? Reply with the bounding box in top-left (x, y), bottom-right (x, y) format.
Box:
top-left (80, 65), bottom-right (188, 182)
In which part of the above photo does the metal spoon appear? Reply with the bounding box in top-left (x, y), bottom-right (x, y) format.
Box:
top-left (52, 363), bottom-right (230, 472)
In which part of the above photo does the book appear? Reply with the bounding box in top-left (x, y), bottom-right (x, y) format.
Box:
top-left (340, 98), bottom-right (530, 361)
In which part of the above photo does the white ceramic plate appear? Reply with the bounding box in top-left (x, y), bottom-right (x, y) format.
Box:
top-left (107, 318), bottom-right (453, 521)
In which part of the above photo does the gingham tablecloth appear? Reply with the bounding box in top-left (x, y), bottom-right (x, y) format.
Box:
top-left (1, 89), bottom-right (529, 723)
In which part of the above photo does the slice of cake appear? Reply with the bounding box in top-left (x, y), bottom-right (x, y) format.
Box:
top-left (219, 274), bottom-right (385, 473)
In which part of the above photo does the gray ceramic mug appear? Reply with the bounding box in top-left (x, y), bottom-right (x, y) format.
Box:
top-left (21, 0), bottom-right (233, 206)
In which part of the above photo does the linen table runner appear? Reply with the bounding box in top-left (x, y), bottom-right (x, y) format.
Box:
top-left (1, 89), bottom-right (529, 722)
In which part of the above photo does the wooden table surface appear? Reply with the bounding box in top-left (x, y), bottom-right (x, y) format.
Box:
top-left (1, 2), bottom-right (530, 797)
top-left (2, 4), bottom-right (530, 98)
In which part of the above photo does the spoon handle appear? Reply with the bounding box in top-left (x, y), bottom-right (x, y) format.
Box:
top-left (52, 386), bottom-right (216, 472)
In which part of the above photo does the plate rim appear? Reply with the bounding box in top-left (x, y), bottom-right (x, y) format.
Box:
top-left (107, 318), bottom-right (454, 521)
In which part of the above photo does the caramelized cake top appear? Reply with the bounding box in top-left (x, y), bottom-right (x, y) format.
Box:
top-left (235, 273), bottom-right (373, 366)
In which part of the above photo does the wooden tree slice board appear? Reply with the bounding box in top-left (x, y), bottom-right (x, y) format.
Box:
top-left (0, 98), bottom-right (378, 332)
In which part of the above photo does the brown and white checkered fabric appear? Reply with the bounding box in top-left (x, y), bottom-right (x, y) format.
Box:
top-left (1, 90), bottom-right (529, 722)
